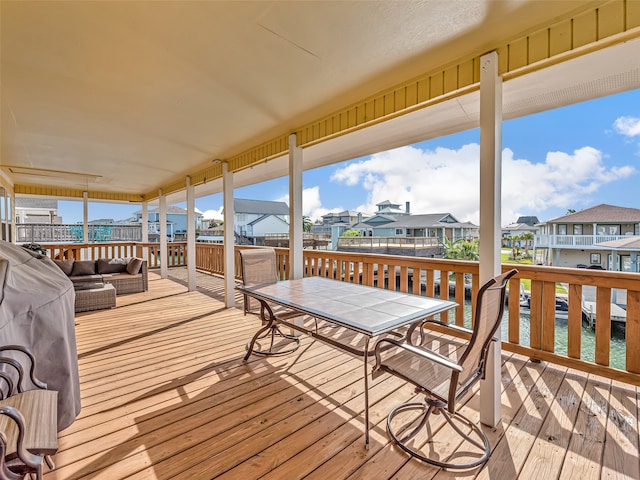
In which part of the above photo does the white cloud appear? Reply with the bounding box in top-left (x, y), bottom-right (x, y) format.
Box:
top-left (331, 144), bottom-right (635, 224)
top-left (277, 186), bottom-right (343, 222)
top-left (614, 116), bottom-right (640, 137)
top-left (201, 207), bottom-right (224, 220)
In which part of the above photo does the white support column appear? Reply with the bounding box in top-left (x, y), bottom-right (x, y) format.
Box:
top-left (478, 50), bottom-right (503, 428)
top-left (83, 192), bottom-right (89, 244)
top-left (1, 191), bottom-right (6, 241)
top-left (289, 133), bottom-right (304, 280)
top-left (141, 201), bottom-right (149, 261)
top-left (159, 190), bottom-right (168, 279)
top-left (222, 162), bottom-right (235, 308)
top-left (10, 191), bottom-right (15, 243)
top-left (186, 176), bottom-right (196, 291)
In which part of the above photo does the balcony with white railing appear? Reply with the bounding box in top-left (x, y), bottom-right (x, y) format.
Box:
top-left (535, 234), bottom-right (629, 248)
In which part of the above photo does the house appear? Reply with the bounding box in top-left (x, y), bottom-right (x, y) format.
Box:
top-left (134, 206), bottom-right (205, 242)
top-left (535, 204), bottom-right (640, 270)
top-left (354, 212), bottom-right (478, 241)
top-left (501, 216), bottom-right (540, 248)
top-left (340, 209), bottom-right (479, 257)
top-left (14, 198), bottom-right (61, 224)
top-left (311, 210), bottom-right (364, 236)
top-left (231, 198), bottom-right (290, 244)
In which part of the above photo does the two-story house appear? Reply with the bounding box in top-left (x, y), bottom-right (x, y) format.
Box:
top-left (535, 204), bottom-right (640, 270)
top-left (231, 198), bottom-right (290, 244)
top-left (134, 206), bottom-right (205, 242)
top-left (502, 216), bottom-right (540, 248)
top-left (15, 198), bottom-right (61, 224)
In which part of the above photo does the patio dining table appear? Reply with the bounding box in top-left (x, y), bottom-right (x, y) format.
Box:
top-left (237, 276), bottom-right (457, 448)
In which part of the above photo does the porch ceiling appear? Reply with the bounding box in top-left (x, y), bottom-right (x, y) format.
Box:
top-left (1, 1), bottom-right (639, 204)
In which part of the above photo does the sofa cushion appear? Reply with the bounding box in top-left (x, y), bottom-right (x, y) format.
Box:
top-left (97, 258), bottom-right (128, 274)
top-left (126, 257), bottom-right (143, 275)
top-left (53, 258), bottom-right (75, 276)
top-left (70, 260), bottom-right (97, 276)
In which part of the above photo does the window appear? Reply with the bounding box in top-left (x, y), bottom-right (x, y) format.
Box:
top-left (636, 224), bottom-right (639, 235)
top-left (596, 225), bottom-right (620, 235)
top-left (573, 224), bottom-right (582, 235)
top-left (395, 228), bottom-right (404, 235)
top-left (557, 224), bottom-right (567, 235)
top-left (590, 253), bottom-right (601, 264)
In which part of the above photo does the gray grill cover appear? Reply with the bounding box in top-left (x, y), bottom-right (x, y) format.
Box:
top-left (0, 240), bottom-right (80, 431)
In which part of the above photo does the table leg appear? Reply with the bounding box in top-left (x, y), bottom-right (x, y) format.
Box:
top-left (364, 337), bottom-right (370, 450)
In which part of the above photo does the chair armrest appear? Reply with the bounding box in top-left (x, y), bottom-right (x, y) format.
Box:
top-left (0, 346), bottom-right (48, 396)
top-left (0, 405), bottom-right (45, 470)
top-left (373, 338), bottom-right (463, 374)
top-left (421, 319), bottom-right (473, 336)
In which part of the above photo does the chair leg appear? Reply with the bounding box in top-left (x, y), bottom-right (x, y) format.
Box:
top-left (387, 398), bottom-right (490, 470)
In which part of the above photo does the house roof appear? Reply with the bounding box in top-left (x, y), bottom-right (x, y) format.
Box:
top-left (1, 3), bottom-right (638, 206)
top-left (361, 214), bottom-right (398, 226)
top-left (547, 204), bottom-right (640, 224)
top-left (14, 198), bottom-right (58, 209)
top-left (516, 216), bottom-right (540, 226)
top-left (595, 236), bottom-right (640, 251)
top-left (502, 223), bottom-right (538, 232)
top-left (389, 214), bottom-right (478, 229)
top-left (322, 210), bottom-right (359, 218)
top-left (233, 198), bottom-right (289, 216)
top-left (134, 206), bottom-right (204, 216)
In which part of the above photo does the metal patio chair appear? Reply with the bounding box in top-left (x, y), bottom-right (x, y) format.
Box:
top-left (373, 269), bottom-right (517, 470)
top-left (239, 248), bottom-right (301, 357)
top-left (0, 345), bottom-right (58, 480)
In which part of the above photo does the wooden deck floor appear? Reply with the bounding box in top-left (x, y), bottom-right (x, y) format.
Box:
top-left (44, 269), bottom-right (640, 479)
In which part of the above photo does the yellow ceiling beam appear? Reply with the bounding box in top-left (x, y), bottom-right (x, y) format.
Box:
top-left (14, 184), bottom-right (143, 203)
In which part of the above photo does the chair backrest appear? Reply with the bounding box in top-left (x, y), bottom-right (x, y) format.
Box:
top-left (238, 248), bottom-right (278, 315)
top-left (453, 269), bottom-right (517, 402)
top-left (238, 248), bottom-right (278, 286)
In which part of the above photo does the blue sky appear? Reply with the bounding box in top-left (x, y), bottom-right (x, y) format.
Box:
top-left (60, 88), bottom-right (640, 225)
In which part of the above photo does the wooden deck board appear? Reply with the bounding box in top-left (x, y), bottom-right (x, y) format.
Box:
top-left (41, 269), bottom-right (640, 480)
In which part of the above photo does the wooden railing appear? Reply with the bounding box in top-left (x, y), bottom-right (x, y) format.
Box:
top-left (16, 223), bottom-right (142, 243)
top-left (37, 241), bottom-right (188, 269)
top-left (37, 241), bottom-right (640, 386)
top-left (337, 236), bottom-right (440, 248)
top-left (194, 244), bottom-right (640, 386)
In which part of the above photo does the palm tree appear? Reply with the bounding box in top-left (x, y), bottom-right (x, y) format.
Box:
top-left (521, 231), bottom-right (534, 258)
top-left (510, 234), bottom-right (521, 260)
top-left (441, 237), bottom-right (479, 261)
top-left (302, 215), bottom-right (312, 233)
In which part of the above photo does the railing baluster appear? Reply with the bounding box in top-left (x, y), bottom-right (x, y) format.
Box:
top-left (542, 281), bottom-right (556, 353)
top-left (627, 290), bottom-right (640, 373)
top-left (508, 277), bottom-right (520, 344)
top-left (529, 280), bottom-right (543, 350)
top-left (567, 284), bottom-right (583, 359)
top-left (440, 270), bottom-right (449, 324)
top-left (400, 266), bottom-right (408, 293)
top-left (455, 273), bottom-right (465, 327)
top-left (595, 287), bottom-right (612, 366)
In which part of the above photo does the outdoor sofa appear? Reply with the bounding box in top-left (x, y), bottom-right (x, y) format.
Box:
top-left (53, 257), bottom-right (148, 312)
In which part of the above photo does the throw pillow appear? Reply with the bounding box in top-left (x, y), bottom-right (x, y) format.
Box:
top-left (126, 257), bottom-right (143, 275)
top-left (97, 258), bottom-right (128, 274)
top-left (71, 260), bottom-right (97, 276)
top-left (53, 258), bottom-right (75, 276)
